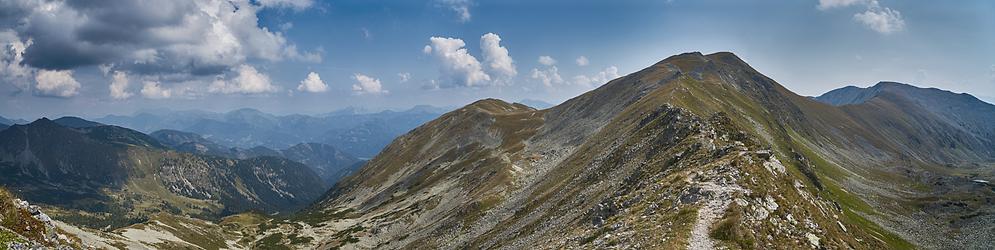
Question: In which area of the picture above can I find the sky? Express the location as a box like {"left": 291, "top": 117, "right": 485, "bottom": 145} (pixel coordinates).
{"left": 1, "top": 0, "right": 993, "bottom": 119}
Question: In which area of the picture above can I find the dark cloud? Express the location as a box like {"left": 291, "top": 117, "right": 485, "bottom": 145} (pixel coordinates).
{"left": 2, "top": 0, "right": 318, "bottom": 75}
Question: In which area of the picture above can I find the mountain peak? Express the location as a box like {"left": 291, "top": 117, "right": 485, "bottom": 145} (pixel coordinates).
{"left": 461, "top": 98, "right": 533, "bottom": 114}
{"left": 869, "top": 81, "right": 921, "bottom": 91}
{"left": 705, "top": 51, "right": 750, "bottom": 67}
{"left": 27, "top": 117, "right": 58, "bottom": 128}
{"left": 228, "top": 108, "right": 265, "bottom": 115}
{"left": 654, "top": 51, "right": 708, "bottom": 71}
{"left": 53, "top": 116, "right": 103, "bottom": 128}
{"left": 652, "top": 51, "right": 748, "bottom": 72}
{"left": 816, "top": 81, "right": 990, "bottom": 107}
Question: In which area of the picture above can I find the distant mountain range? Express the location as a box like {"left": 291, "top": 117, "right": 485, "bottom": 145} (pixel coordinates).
{"left": 517, "top": 99, "right": 556, "bottom": 109}
{"left": 0, "top": 118, "right": 327, "bottom": 228}
{"left": 0, "top": 115, "right": 28, "bottom": 130}
{"left": 95, "top": 105, "right": 446, "bottom": 158}
{"left": 151, "top": 129, "right": 363, "bottom": 185}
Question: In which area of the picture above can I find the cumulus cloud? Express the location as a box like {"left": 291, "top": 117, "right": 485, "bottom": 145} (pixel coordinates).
{"left": 530, "top": 66, "right": 563, "bottom": 87}
{"left": 398, "top": 72, "right": 411, "bottom": 83}
{"left": 352, "top": 73, "right": 386, "bottom": 95}
{"left": 297, "top": 71, "right": 328, "bottom": 93}
{"left": 480, "top": 33, "right": 516, "bottom": 81}
{"left": 209, "top": 64, "right": 278, "bottom": 94}
{"left": 423, "top": 36, "right": 491, "bottom": 87}
{"left": 538, "top": 56, "right": 557, "bottom": 66}
{"left": 436, "top": 0, "right": 472, "bottom": 23}
{"left": 141, "top": 80, "right": 172, "bottom": 99}
{"left": 1, "top": 0, "right": 319, "bottom": 77}
{"left": 576, "top": 56, "right": 589, "bottom": 66}
{"left": 34, "top": 70, "right": 80, "bottom": 97}
{"left": 109, "top": 71, "right": 133, "bottom": 100}
{"left": 0, "top": 32, "right": 33, "bottom": 91}
{"left": 817, "top": 0, "right": 905, "bottom": 34}
{"left": 853, "top": 7, "right": 905, "bottom": 34}
{"left": 572, "top": 66, "right": 620, "bottom": 87}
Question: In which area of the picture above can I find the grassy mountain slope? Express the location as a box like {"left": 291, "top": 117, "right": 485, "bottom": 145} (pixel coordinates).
{"left": 0, "top": 118, "right": 326, "bottom": 229}
{"left": 250, "top": 52, "right": 995, "bottom": 249}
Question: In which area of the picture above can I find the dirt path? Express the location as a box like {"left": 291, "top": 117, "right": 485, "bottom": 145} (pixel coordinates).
{"left": 687, "top": 179, "right": 742, "bottom": 250}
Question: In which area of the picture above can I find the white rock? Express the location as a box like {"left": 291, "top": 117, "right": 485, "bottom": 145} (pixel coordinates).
{"left": 764, "top": 195, "right": 779, "bottom": 211}
{"left": 805, "top": 233, "right": 820, "bottom": 247}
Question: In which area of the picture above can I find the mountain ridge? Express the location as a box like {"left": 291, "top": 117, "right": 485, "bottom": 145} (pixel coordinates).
{"left": 252, "top": 51, "right": 995, "bottom": 249}
{"left": 150, "top": 129, "right": 363, "bottom": 185}
{"left": 249, "top": 52, "right": 951, "bottom": 248}
{"left": 96, "top": 106, "right": 446, "bottom": 158}
{"left": 0, "top": 118, "right": 327, "bottom": 229}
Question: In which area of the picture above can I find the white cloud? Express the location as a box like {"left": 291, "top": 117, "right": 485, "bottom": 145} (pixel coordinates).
{"left": 817, "top": 0, "right": 905, "bottom": 34}
{"left": 109, "top": 71, "right": 133, "bottom": 100}
{"left": 141, "top": 81, "right": 172, "bottom": 99}
{"left": 209, "top": 64, "right": 278, "bottom": 94}
{"left": 853, "top": 7, "right": 905, "bottom": 34}
{"left": 398, "top": 72, "right": 411, "bottom": 83}
{"left": 98, "top": 64, "right": 113, "bottom": 76}
{"left": 0, "top": 32, "right": 33, "bottom": 91}
{"left": 34, "top": 70, "right": 80, "bottom": 98}
{"left": 352, "top": 73, "right": 387, "bottom": 95}
{"left": 575, "top": 56, "right": 589, "bottom": 66}
{"left": 573, "top": 66, "right": 620, "bottom": 87}
{"left": 256, "top": 0, "right": 315, "bottom": 10}
{"left": 817, "top": 0, "right": 870, "bottom": 10}
{"left": 436, "top": 0, "right": 472, "bottom": 23}
{"left": 361, "top": 28, "right": 372, "bottom": 40}
{"left": 538, "top": 56, "right": 557, "bottom": 66}
{"left": 424, "top": 36, "right": 491, "bottom": 87}
{"left": 480, "top": 33, "right": 517, "bottom": 81}
{"left": 297, "top": 71, "right": 328, "bottom": 93}
{"left": 279, "top": 22, "right": 294, "bottom": 32}
{"left": 530, "top": 66, "right": 563, "bottom": 87}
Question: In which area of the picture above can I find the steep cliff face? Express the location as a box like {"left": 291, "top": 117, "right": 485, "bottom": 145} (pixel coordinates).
{"left": 0, "top": 119, "right": 326, "bottom": 229}
{"left": 238, "top": 52, "right": 995, "bottom": 249}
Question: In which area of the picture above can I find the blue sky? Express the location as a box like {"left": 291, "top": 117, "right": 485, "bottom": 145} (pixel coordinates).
{"left": 1, "top": 0, "right": 993, "bottom": 119}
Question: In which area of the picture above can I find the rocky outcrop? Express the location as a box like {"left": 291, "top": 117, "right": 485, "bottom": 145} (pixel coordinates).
{"left": 0, "top": 188, "right": 82, "bottom": 249}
